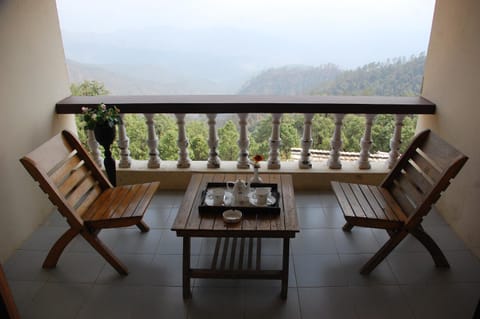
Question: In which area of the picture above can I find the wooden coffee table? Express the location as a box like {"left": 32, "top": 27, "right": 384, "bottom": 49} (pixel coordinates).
{"left": 171, "top": 173, "right": 299, "bottom": 299}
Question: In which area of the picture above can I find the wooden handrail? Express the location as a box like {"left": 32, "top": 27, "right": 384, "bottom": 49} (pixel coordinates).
{"left": 56, "top": 95, "right": 435, "bottom": 115}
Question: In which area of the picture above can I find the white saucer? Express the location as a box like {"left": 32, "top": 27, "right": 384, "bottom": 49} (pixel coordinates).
{"left": 204, "top": 190, "right": 232, "bottom": 206}
{"left": 248, "top": 193, "right": 276, "bottom": 206}
{"left": 222, "top": 210, "right": 242, "bottom": 224}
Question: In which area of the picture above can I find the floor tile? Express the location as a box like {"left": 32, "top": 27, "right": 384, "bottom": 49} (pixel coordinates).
{"left": 187, "top": 287, "right": 244, "bottom": 319}
{"left": 46, "top": 252, "right": 106, "bottom": 283}
{"left": 297, "top": 206, "right": 328, "bottom": 229}
{"left": 108, "top": 228, "right": 163, "bottom": 255}
{"left": 95, "top": 253, "right": 155, "bottom": 285}
{"left": 294, "top": 254, "right": 347, "bottom": 287}
{"left": 4, "top": 250, "right": 51, "bottom": 282}
{"left": 19, "top": 226, "right": 68, "bottom": 251}
{"left": 339, "top": 254, "right": 398, "bottom": 286}
{"left": 291, "top": 229, "right": 337, "bottom": 255}
{"left": 402, "top": 283, "right": 480, "bottom": 319}
{"left": 9, "top": 281, "right": 44, "bottom": 310}
{"left": 388, "top": 250, "right": 480, "bottom": 285}
{"left": 243, "top": 287, "right": 301, "bottom": 319}
{"left": 333, "top": 228, "right": 381, "bottom": 254}
{"left": 350, "top": 285, "right": 415, "bottom": 319}
{"left": 143, "top": 205, "right": 174, "bottom": 229}
{"left": 425, "top": 225, "right": 469, "bottom": 251}
{"left": 321, "top": 206, "right": 346, "bottom": 228}
{"left": 136, "top": 286, "right": 189, "bottom": 319}
{"left": 150, "top": 254, "right": 197, "bottom": 286}
{"left": 21, "top": 283, "right": 92, "bottom": 319}
{"left": 76, "top": 284, "right": 141, "bottom": 319}
{"left": 157, "top": 230, "right": 202, "bottom": 255}
{"left": 298, "top": 287, "right": 356, "bottom": 319}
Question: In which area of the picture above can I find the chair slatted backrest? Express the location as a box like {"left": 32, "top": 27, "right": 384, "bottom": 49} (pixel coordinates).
{"left": 20, "top": 131, "right": 111, "bottom": 228}
{"left": 381, "top": 130, "right": 468, "bottom": 223}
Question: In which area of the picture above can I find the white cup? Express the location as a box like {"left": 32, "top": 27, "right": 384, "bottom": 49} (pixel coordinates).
{"left": 211, "top": 188, "right": 225, "bottom": 206}
{"left": 255, "top": 187, "right": 271, "bottom": 206}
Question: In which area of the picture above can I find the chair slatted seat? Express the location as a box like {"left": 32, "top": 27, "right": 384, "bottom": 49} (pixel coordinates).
{"left": 332, "top": 129, "right": 468, "bottom": 274}
{"left": 20, "top": 130, "right": 160, "bottom": 275}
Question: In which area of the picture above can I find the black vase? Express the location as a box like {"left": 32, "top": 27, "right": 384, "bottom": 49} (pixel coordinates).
{"left": 93, "top": 125, "right": 116, "bottom": 186}
{"left": 94, "top": 125, "right": 116, "bottom": 147}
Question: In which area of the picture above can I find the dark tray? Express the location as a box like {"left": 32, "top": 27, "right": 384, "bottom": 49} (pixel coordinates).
{"left": 199, "top": 182, "right": 280, "bottom": 215}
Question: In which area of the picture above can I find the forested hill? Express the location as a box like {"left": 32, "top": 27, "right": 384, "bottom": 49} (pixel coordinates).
{"left": 238, "top": 53, "right": 425, "bottom": 96}
{"left": 238, "top": 64, "right": 342, "bottom": 95}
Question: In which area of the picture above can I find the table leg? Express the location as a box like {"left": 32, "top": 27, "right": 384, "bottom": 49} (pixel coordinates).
{"left": 281, "top": 238, "right": 290, "bottom": 299}
{"left": 182, "top": 236, "right": 191, "bottom": 298}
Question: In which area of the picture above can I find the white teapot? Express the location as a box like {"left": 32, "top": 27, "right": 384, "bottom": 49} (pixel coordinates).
{"left": 227, "top": 179, "right": 250, "bottom": 206}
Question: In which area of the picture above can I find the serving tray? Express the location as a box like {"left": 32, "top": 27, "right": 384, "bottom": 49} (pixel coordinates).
{"left": 198, "top": 182, "right": 280, "bottom": 215}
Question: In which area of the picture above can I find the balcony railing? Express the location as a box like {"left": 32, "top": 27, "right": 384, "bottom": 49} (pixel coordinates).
{"left": 56, "top": 95, "right": 435, "bottom": 174}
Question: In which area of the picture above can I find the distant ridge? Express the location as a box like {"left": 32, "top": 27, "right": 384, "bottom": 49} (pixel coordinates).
{"left": 238, "top": 54, "right": 425, "bottom": 97}
{"left": 238, "top": 64, "right": 341, "bottom": 95}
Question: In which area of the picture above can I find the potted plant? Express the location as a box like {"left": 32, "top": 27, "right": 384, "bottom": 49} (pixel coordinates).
{"left": 81, "top": 103, "right": 121, "bottom": 185}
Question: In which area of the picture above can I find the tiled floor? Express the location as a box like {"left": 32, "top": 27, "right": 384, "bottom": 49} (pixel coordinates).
{"left": 5, "top": 190, "right": 480, "bottom": 319}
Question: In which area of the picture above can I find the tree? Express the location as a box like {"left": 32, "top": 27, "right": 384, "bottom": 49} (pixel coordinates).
{"left": 342, "top": 115, "right": 365, "bottom": 152}
{"left": 71, "top": 80, "right": 110, "bottom": 150}
{"left": 70, "top": 80, "right": 109, "bottom": 96}
{"left": 218, "top": 120, "right": 239, "bottom": 161}
{"left": 154, "top": 114, "right": 178, "bottom": 160}
{"left": 186, "top": 120, "right": 209, "bottom": 160}
{"left": 310, "top": 114, "right": 335, "bottom": 150}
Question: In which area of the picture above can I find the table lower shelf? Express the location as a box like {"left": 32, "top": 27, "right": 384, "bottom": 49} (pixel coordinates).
{"left": 182, "top": 237, "right": 290, "bottom": 299}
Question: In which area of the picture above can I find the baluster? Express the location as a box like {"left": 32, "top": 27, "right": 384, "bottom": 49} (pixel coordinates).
{"left": 207, "top": 113, "right": 221, "bottom": 168}
{"left": 358, "top": 114, "right": 376, "bottom": 169}
{"left": 237, "top": 113, "right": 250, "bottom": 169}
{"left": 328, "top": 113, "right": 345, "bottom": 169}
{"left": 268, "top": 113, "right": 282, "bottom": 169}
{"left": 299, "top": 113, "right": 315, "bottom": 169}
{"left": 87, "top": 129, "right": 103, "bottom": 167}
{"left": 117, "top": 114, "right": 131, "bottom": 168}
{"left": 144, "top": 114, "right": 161, "bottom": 168}
{"left": 387, "top": 114, "right": 407, "bottom": 169}
{"left": 175, "top": 113, "right": 191, "bottom": 168}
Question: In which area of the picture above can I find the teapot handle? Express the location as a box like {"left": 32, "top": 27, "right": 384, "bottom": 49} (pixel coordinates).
{"left": 226, "top": 181, "right": 235, "bottom": 193}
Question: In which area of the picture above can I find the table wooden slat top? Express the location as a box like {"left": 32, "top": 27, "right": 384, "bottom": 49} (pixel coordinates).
{"left": 172, "top": 174, "right": 299, "bottom": 238}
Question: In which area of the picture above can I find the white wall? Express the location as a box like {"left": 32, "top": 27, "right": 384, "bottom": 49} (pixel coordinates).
{"left": 0, "top": 0, "right": 74, "bottom": 261}
{"left": 419, "top": 0, "right": 480, "bottom": 257}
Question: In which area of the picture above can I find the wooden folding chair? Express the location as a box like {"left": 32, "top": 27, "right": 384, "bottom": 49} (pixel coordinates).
{"left": 0, "top": 263, "right": 20, "bottom": 319}
{"left": 20, "top": 130, "right": 160, "bottom": 275}
{"left": 331, "top": 129, "right": 468, "bottom": 274}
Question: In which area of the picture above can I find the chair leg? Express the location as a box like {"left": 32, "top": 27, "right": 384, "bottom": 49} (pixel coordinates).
{"left": 81, "top": 230, "right": 128, "bottom": 275}
{"left": 342, "top": 222, "right": 354, "bottom": 232}
{"left": 43, "top": 227, "right": 79, "bottom": 269}
{"left": 361, "top": 230, "right": 408, "bottom": 275}
{"left": 410, "top": 226, "right": 449, "bottom": 268}
{"left": 136, "top": 220, "right": 150, "bottom": 233}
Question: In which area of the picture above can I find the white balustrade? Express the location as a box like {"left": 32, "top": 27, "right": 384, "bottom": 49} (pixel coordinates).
{"left": 328, "top": 114, "right": 345, "bottom": 169}
{"left": 268, "top": 113, "right": 282, "bottom": 169}
{"left": 299, "top": 113, "right": 315, "bottom": 169}
{"left": 358, "top": 114, "right": 376, "bottom": 169}
{"left": 144, "top": 114, "right": 161, "bottom": 168}
{"left": 117, "top": 114, "right": 132, "bottom": 168}
{"left": 387, "top": 114, "right": 407, "bottom": 169}
{"left": 237, "top": 113, "right": 250, "bottom": 169}
{"left": 207, "top": 113, "right": 221, "bottom": 168}
{"left": 82, "top": 111, "right": 414, "bottom": 172}
{"left": 175, "top": 113, "right": 191, "bottom": 168}
{"left": 87, "top": 129, "right": 103, "bottom": 167}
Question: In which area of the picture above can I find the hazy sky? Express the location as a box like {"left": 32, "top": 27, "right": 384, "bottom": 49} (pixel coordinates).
{"left": 56, "top": 0, "right": 436, "bottom": 69}
{"left": 57, "top": 0, "right": 435, "bottom": 36}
